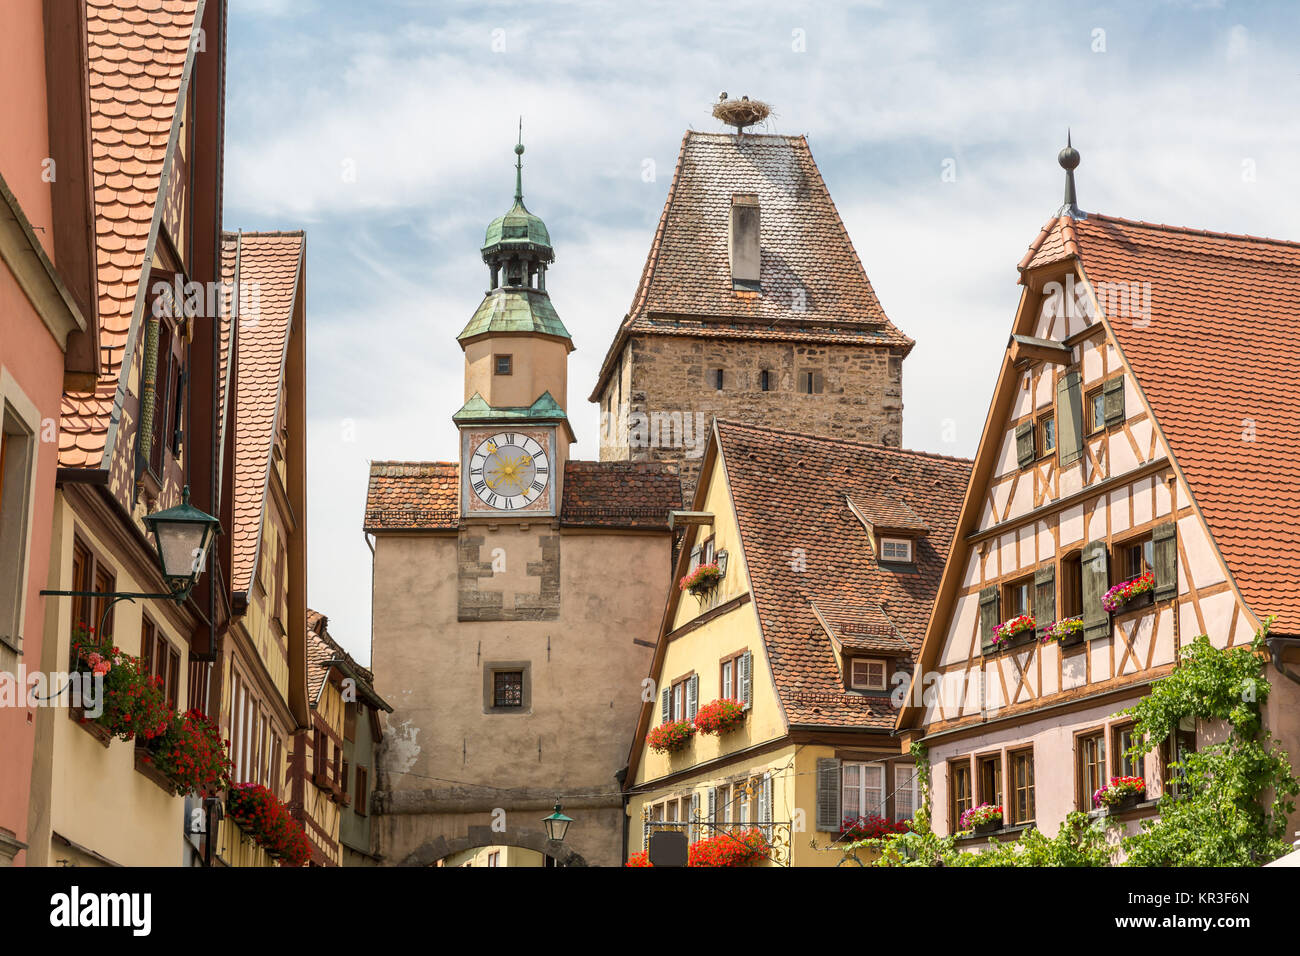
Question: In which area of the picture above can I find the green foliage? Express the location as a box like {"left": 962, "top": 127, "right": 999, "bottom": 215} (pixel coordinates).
{"left": 1118, "top": 624, "right": 1299, "bottom": 867}
{"left": 952, "top": 812, "right": 1117, "bottom": 867}
{"left": 909, "top": 740, "right": 932, "bottom": 833}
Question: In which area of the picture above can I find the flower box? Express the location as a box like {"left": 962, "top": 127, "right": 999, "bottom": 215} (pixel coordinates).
{"left": 960, "top": 803, "right": 1003, "bottom": 832}
{"left": 70, "top": 628, "right": 170, "bottom": 744}
{"left": 627, "top": 827, "right": 769, "bottom": 867}
{"left": 1101, "top": 571, "right": 1154, "bottom": 613}
{"left": 226, "top": 783, "right": 312, "bottom": 867}
{"left": 1040, "top": 617, "right": 1084, "bottom": 646}
{"left": 144, "top": 709, "right": 232, "bottom": 797}
{"left": 693, "top": 698, "right": 745, "bottom": 736}
{"left": 646, "top": 718, "right": 695, "bottom": 754}
{"left": 1093, "top": 775, "right": 1146, "bottom": 811}
{"left": 679, "top": 562, "right": 721, "bottom": 596}
{"left": 840, "top": 815, "right": 911, "bottom": 842}
{"left": 992, "top": 614, "right": 1035, "bottom": 647}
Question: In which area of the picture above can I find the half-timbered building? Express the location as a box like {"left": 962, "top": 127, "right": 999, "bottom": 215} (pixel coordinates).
{"left": 897, "top": 148, "right": 1300, "bottom": 848}
{"left": 625, "top": 419, "right": 969, "bottom": 865}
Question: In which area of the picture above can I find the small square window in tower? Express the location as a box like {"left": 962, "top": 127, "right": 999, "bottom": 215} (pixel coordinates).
{"left": 493, "top": 671, "right": 523, "bottom": 707}
{"left": 494, "top": 354, "right": 512, "bottom": 376}
{"left": 759, "top": 369, "right": 771, "bottom": 392}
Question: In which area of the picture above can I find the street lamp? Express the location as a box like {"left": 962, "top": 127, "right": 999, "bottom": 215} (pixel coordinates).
{"left": 42, "top": 485, "right": 221, "bottom": 631}
{"left": 143, "top": 486, "right": 221, "bottom": 592}
{"left": 542, "top": 803, "right": 573, "bottom": 843}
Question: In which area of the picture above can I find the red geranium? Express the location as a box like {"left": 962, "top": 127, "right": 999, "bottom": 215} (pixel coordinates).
{"left": 646, "top": 719, "right": 695, "bottom": 754}
{"left": 227, "top": 782, "right": 312, "bottom": 866}
{"left": 840, "top": 814, "right": 912, "bottom": 841}
{"left": 624, "top": 828, "right": 769, "bottom": 867}
{"left": 147, "top": 709, "right": 232, "bottom": 797}
{"left": 693, "top": 698, "right": 746, "bottom": 736}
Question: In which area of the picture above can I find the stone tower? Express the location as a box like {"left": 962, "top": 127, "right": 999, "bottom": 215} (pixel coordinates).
{"left": 591, "top": 130, "right": 912, "bottom": 492}
{"left": 365, "top": 134, "right": 680, "bottom": 868}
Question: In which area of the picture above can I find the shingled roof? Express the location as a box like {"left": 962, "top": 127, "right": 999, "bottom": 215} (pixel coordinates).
{"left": 307, "top": 610, "right": 388, "bottom": 710}
{"left": 1058, "top": 214, "right": 1300, "bottom": 634}
{"left": 228, "top": 232, "right": 305, "bottom": 596}
{"left": 59, "top": 0, "right": 201, "bottom": 470}
{"left": 363, "top": 459, "right": 681, "bottom": 532}
{"left": 714, "top": 421, "right": 970, "bottom": 728}
{"left": 589, "top": 131, "right": 912, "bottom": 401}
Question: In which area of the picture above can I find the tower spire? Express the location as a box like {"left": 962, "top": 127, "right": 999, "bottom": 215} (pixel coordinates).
{"left": 1058, "top": 129, "right": 1083, "bottom": 219}
{"left": 514, "top": 117, "right": 525, "bottom": 205}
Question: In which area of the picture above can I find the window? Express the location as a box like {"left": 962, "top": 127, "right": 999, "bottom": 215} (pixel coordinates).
{"left": 494, "top": 354, "right": 512, "bottom": 375}
{"left": 702, "top": 535, "right": 716, "bottom": 566}
{"left": 355, "top": 766, "right": 368, "bottom": 816}
{"left": 1061, "top": 552, "right": 1084, "bottom": 618}
{"left": 1118, "top": 535, "right": 1154, "bottom": 581}
{"left": 720, "top": 651, "right": 744, "bottom": 701}
{"left": 842, "top": 762, "right": 884, "bottom": 820}
{"left": 1086, "top": 387, "right": 1106, "bottom": 434}
{"left": 1009, "top": 749, "right": 1036, "bottom": 824}
{"left": 977, "top": 753, "right": 1002, "bottom": 807}
{"left": 950, "top": 761, "right": 973, "bottom": 831}
{"left": 487, "top": 851, "right": 500, "bottom": 867}
{"left": 1161, "top": 722, "right": 1197, "bottom": 797}
{"left": 801, "top": 370, "right": 823, "bottom": 394}
{"left": 1113, "top": 724, "right": 1145, "bottom": 780}
{"left": 894, "top": 765, "right": 919, "bottom": 821}
{"left": 493, "top": 670, "right": 523, "bottom": 708}
{"left": 70, "top": 538, "right": 93, "bottom": 637}
{"left": 93, "top": 563, "right": 117, "bottom": 638}
{"left": 140, "top": 616, "right": 181, "bottom": 711}
{"left": 759, "top": 369, "right": 770, "bottom": 391}
{"left": 879, "top": 537, "right": 913, "bottom": 563}
{"left": 1077, "top": 730, "right": 1107, "bottom": 809}
{"left": 713, "top": 368, "right": 724, "bottom": 390}
{"left": 849, "top": 658, "right": 886, "bottom": 691}
{"left": 0, "top": 411, "right": 35, "bottom": 652}
{"left": 313, "top": 727, "right": 327, "bottom": 781}
{"left": 668, "top": 674, "right": 697, "bottom": 721}
{"left": 1003, "top": 576, "right": 1032, "bottom": 618}
{"left": 718, "top": 784, "right": 733, "bottom": 824}
{"left": 1038, "top": 413, "right": 1055, "bottom": 457}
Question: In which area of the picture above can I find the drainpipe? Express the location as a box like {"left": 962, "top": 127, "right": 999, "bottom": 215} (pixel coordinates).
{"left": 1265, "top": 635, "right": 1300, "bottom": 687}
{"left": 615, "top": 766, "right": 629, "bottom": 866}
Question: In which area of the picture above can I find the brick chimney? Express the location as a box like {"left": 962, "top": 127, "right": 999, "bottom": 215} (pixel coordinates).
{"left": 728, "top": 193, "right": 761, "bottom": 291}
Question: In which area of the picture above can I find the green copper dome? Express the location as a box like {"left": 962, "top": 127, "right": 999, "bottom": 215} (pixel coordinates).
{"left": 481, "top": 139, "right": 554, "bottom": 261}
{"left": 457, "top": 287, "right": 570, "bottom": 342}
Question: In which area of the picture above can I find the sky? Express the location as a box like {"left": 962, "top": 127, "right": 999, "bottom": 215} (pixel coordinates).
{"left": 222, "top": 0, "right": 1300, "bottom": 665}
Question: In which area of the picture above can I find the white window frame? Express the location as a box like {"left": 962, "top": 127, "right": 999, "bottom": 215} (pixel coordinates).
{"left": 842, "top": 762, "right": 885, "bottom": 821}
{"left": 849, "top": 658, "right": 887, "bottom": 691}
{"left": 879, "top": 537, "right": 913, "bottom": 563}
{"left": 894, "top": 764, "right": 921, "bottom": 821}
{"left": 721, "top": 659, "right": 734, "bottom": 699}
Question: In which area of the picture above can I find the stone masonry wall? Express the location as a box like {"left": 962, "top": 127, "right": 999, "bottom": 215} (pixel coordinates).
{"left": 597, "top": 335, "right": 905, "bottom": 494}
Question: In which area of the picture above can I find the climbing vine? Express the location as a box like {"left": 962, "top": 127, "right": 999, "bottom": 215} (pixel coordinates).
{"left": 1119, "top": 624, "right": 1299, "bottom": 866}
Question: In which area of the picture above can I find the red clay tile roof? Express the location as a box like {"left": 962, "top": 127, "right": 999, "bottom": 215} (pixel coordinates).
{"left": 1072, "top": 213, "right": 1300, "bottom": 633}
{"left": 217, "top": 233, "right": 238, "bottom": 454}
{"left": 559, "top": 461, "right": 681, "bottom": 529}
{"left": 716, "top": 420, "right": 970, "bottom": 728}
{"left": 306, "top": 608, "right": 381, "bottom": 706}
{"left": 846, "top": 492, "right": 931, "bottom": 535}
{"left": 1018, "top": 214, "right": 1081, "bottom": 273}
{"left": 59, "top": 0, "right": 201, "bottom": 470}
{"left": 590, "top": 131, "right": 912, "bottom": 400}
{"left": 230, "top": 232, "right": 304, "bottom": 596}
{"left": 364, "top": 460, "right": 682, "bottom": 531}
{"left": 364, "top": 462, "right": 460, "bottom": 531}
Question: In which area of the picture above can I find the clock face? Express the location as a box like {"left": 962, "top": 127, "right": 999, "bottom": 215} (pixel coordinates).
{"left": 467, "top": 431, "right": 551, "bottom": 511}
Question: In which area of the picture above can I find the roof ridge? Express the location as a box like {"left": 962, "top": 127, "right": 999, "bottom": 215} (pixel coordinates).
{"left": 714, "top": 419, "right": 974, "bottom": 465}
{"left": 1083, "top": 212, "right": 1300, "bottom": 251}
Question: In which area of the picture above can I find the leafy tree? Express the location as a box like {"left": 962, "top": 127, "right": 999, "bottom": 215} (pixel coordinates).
{"left": 1119, "top": 626, "right": 1299, "bottom": 866}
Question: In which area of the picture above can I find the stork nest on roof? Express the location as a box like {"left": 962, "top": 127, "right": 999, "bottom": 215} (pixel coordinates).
{"left": 712, "top": 97, "right": 772, "bottom": 131}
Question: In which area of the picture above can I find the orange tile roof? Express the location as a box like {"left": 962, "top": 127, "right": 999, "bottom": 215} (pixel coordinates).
{"left": 364, "top": 459, "right": 682, "bottom": 531}
{"left": 229, "top": 232, "right": 304, "bottom": 597}
{"left": 306, "top": 608, "right": 381, "bottom": 706}
{"left": 715, "top": 420, "right": 970, "bottom": 728}
{"left": 59, "top": 0, "right": 201, "bottom": 470}
{"left": 1018, "top": 214, "right": 1080, "bottom": 273}
{"left": 559, "top": 461, "right": 681, "bottom": 529}
{"left": 1071, "top": 213, "right": 1300, "bottom": 633}
{"left": 846, "top": 492, "right": 931, "bottom": 535}
{"left": 364, "top": 462, "right": 460, "bottom": 531}
{"left": 590, "top": 131, "right": 913, "bottom": 401}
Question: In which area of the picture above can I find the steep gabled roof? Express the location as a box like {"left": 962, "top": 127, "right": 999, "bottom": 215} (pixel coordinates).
{"left": 306, "top": 609, "right": 390, "bottom": 712}
{"left": 1072, "top": 214, "right": 1300, "bottom": 633}
{"left": 717, "top": 421, "right": 969, "bottom": 728}
{"left": 900, "top": 208, "right": 1300, "bottom": 731}
{"left": 59, "top": 0, "right": 202, "bottom": 470}
{"left": 229, "top": 231, "right": 305, "bottom": 597}
{"left": 590, "top": 131, "right": 913, "bottom": 401}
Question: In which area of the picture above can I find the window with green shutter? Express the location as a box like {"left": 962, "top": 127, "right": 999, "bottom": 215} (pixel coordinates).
{"left": 1034, "top": 564, "right": 1056, "bottom": 626}
{"left": 1153, "top": 520, "right": 1178, "bottom": 601}
{"left": 1103, "top": 376, "right": 1125, "bottom": 428}
{"left": 979, "top": 585, "right": 1001, "bottom": 655}
{"left": 1081, "top": 540, "right": 1111, "bottom": 641}
{"left": 1057, "top": 370, "right": 1084, "bottom": 466}
{"left": 1015, "top": 420, "right": 1036, "bottom": 468}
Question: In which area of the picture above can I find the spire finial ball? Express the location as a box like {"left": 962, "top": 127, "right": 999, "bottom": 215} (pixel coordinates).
{"left": 1059, "top": 144, "right": 1080, "bottom": 171}
{"left": 515, "top": 143, "right": 525, "bottom": 156}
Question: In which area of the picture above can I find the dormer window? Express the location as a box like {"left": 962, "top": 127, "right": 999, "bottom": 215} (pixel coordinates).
{"left": 849, "top": 658, "right": 887, "bottom": 691}
{"left": 879, "top": 537, "right": 913, "bottom": 563}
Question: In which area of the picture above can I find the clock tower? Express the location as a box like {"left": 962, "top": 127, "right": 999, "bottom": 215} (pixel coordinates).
{"left": 455, "top": 132, "right": 574, "bottom": 518}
